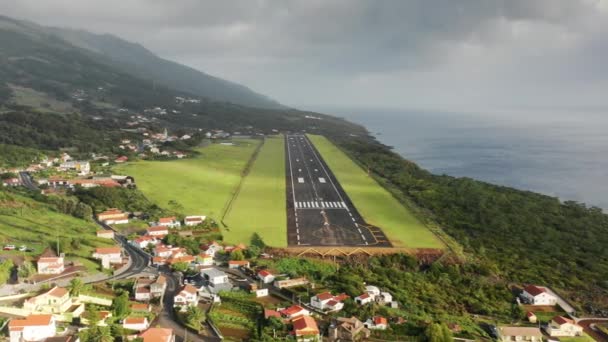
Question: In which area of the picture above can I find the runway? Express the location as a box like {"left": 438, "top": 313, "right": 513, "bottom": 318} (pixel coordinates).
{"left": 285, "top": 134, "right": 391, "bottom": 247}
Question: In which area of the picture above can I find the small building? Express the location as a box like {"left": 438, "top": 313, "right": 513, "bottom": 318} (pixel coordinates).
{"left": 131, "top": 303, "right": 151, "bottom": 313}
{"left": 499, "top": 326, "right": 543, "bottom": 342}
{"left": 310, "top": 292, "right": 348, "bottom": 312}
{"left": 92, "top": 247, "right": 122, "bottom": 269}
{"left": 521, "top": 285, "right": 557, "bottom": 306}
{"left": 184, "top": 215, "right": 206, "bottom": 226}
{"left": 329, "top": 316, "right": 370, "bottom": 342}
{"left": 291, "top": 316, "right": 320, "bottom": 342}
{"left": 150, "top": 275, "right": 167, "bottom": 297}
{"left": 228, "top": 260, "right": 250, "bottom": 269}
{"left": 158, "top": 216, "right": 181, "bottom": 228}
{"left": 196, "top": 253, "right": 214, "bottom": 266}
{"left": 132, "top": 236, "right": 160, "bottom": 249}
{"left": 255, "top": 289, "right": 269, "bottom": 297}
{"left": 201, "top": 268, "right": 230, "bottom": 287}
{"left": 365, "top": 316, "right": 388, "bottom": 330}
{"left": 36, "top": 256, "right": 65, "bottom": 275}
{"left": 123, "top": 317, "right": 149, "bottom": 331}
{"left": 545, "top": 316, "right": 583, "bottom": 337}
{"left": 274, "top": 277, "right": 309, "bottom": 289}
{"left": 146, "top": 226, "right": 169, "bottom": 237}
{"left": 139, "top": 328, "right": 175, "bottom": 342}
{"left": 9, "top": 314, "right": 56, "bottom": 342}
{"left": 135, "top": 287, "right": 151, "bottom": 301}
{"left": 280, "top": 305, "right": 310, "bottom": 319}
{"left": 258, "top": 270, "right": 275, "bottom": 284}
{"left": 96, "top": 230, "right": 115, "bottom": 239}
{"left": 114, "top": 156, "right": 128, "bottom": 164}
{"left": 355, "top": 293, "right": 374, "bottom": 305}
{"left": 23, "top": 287, "right": 83, "bottom": 316}
{"left": 2, "top": 178, "right": 21, "bottom": 187}
{"left": 527, "top": 312, "right": 537, "bottom": 324}
{"left": 59, "top": 161, "right": 90, "bottom": 175}
{"left": 97, "top": 209, "right": 129, "bottom": 225}
{"left": 174, "top": 284, "right": 199, "bottom": 307}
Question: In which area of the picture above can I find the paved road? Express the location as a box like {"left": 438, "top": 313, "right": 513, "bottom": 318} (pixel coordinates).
{"left": 285, "top": 134, "right": 390, "bottom": 247}
{"left": 18, "top": 172, "right": 37, "bottom": 191}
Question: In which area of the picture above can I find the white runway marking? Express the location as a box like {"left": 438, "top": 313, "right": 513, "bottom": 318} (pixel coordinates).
{"left": 318, "top": 177, "right": 326, "bottom": 183}
{"left": 298, "top": 177, "right": 304, "bottom": 183}
{"left": 351, "top": 217, "right": 356, "bottom": 222}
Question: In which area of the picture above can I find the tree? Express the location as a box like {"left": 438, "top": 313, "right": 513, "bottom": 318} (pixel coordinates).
{"left": 425, "top": 323, "right": 452, "bottom": 342}
{"left": 83, "top": 305, "right": 101, "bottom": 326}
{"left": 17, "top": 261, "right": 35, "bottom": 279}
{"left": 112, "top": 290, "right": 130, "bottom": 318}
{"left": 69, "top": 277, "right": 84, "bottom": 297}
{"left": 171, "top": 262, "right": 189, "bottom": 273}
{"left": 251, "top": 233, "right": 266, "bottom": 250}
{"left": 231, "top": 249, "right": 244, "bottom": 261}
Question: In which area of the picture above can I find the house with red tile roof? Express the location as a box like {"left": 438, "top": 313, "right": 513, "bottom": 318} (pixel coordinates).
{"left": 366, "top": 316, "right": 388, "bottom": 330}
{"left": 280, "top": 305, "right": 310, "bottom": 319}
{"left": 184, "top": 215, "right": 206, "bottom": 226}
{"left": 521, "top": 285, "right": 557, "bottom": 305}
{"left": 123, "top": 317, "right": 149, "bottom": 331}
{"left": 545, "top": 316, "right": 583, "bottom": 337}
{"left": 258, "top": 269, "right": 275, "bottom": 284}
{"left": 9, "top": 314, "right": 56, "bottom": 342}
{"left": 228, "top": 260, "right": 250, "bottom": 269}
{"left": 96, "top": 230, "right": 115, "bottom": 239}
{"left": 310, "top": 292, "right": 348, "bottom": 312}
{"left": 97, "top": 208, "right": 129, "bottom": 225}
{"left": 158, "top": 216, "right": 181, "bottom": 228}
{"left": 139, "top": 327, "right": 175, "bottom": 342}
{"left": 147, "top": 226, "right": 169, "bottom": 237}
{"left": 174, "top": 284, "right": 199, "bottom": 308}
{"left": 36, "top": 256, "right": 65, "bottom": 275}
{"left": 93, "top": 247, "right": 123, "bottom": 269}
{"left": 291, "top": 316, "right": 320, "bottom": 341}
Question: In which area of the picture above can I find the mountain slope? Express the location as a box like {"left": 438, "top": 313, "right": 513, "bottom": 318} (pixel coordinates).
{"left": 49, "top": 27, "right": 284, "bottom": 109}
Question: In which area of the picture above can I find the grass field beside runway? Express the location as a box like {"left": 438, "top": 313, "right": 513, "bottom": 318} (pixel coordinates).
{"left": 115, "top": 140, "right": 260, "bottom": 220}
{"left": 308, "top": 135, "right": 443, "bottom": 249}
{"left": 224, "top": 136, "right": 287, "bottom": 247}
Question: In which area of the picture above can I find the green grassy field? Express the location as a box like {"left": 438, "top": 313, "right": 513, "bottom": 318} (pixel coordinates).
{"left": 224, "top": 136, "right": 286, "bottom": 247}
{"left": 114, "top": 140, "right": 261, "bottom": 220}
{"left": 0, "top": 191, "right": 115, "bottom": 272}
{"left": 308, "top": 135, "right": 443, "bottom": 249}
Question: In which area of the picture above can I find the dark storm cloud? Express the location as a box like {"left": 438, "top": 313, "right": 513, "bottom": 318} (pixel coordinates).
{"left": 1, "top": 0, "right": 607, "bottom": 108}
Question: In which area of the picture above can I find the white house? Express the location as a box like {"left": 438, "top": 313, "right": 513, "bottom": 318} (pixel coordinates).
{"left": 36, "top": 256, "right": 65, "bottom": 275}
{"left": 279, "top": 305, "right": 310, "bottom": 319}
{"left": 9, "top": 314, "right": 56, "bottom": 342}
{"left": 92, "top": 247, "right": 122, "bottom": 269}
{"left": 135, "top": 287, "right": 152, "bottom": 301}
{"left": 158, "top": 217, "right": 181, "bottom": 228}
{"left": 59, "top": 160, "right": 90, "bottom": 175}
{"left": 184, "top": 215, "right": 206, "bottom": 226}
{"left": 355, "top": 293, "right": 374, "bottom": 305}
{"left": 147, "top": 226, "right": 169, "bottom": 237}
{"left": 97, "top": 208, "right": 129, "bottom": 225}
{"left": 365, "top": 316, "right": 388, "bottom": 330}
{"left": 258, "top": 270, "right": 275, "bottom": 284}
{"left": 201, "top": 268, "right": 230, "bottom": 287}
{"left": 521, "top": 285, "right": 557, "bottom": 305}
{"left": 378, "top": 292, "right": 393, "bottom": 305}
{"left": 132, "top": 236, "right": 160, "bottom": 249}
{"left": 202, "top": 241, "right": 223, "bottom": 257}
{"left": 197, "top": 253, "right": 214, "bottom": 266}
{"left": 310, "top": 292, "right": 348, "bottom": 312}
{"left": 365, "top": 285, "right": 380, "bottom": 297}
{"left": 123, "top": 317, "right": 150, "bottom": 331}
{"left": 96, "top": 230, "right": 115, "bottom": 239}
{"left": 174, "top": 284, "right": 199, "bottom": 307}
{"left": 499, "top": 327, "right": 543, "bottom": 342}
{"left": 228, "top": 260, "right": 250, "bottom": 269}
{"left": 545, "top": 316, "right": 584, "bottom": 337}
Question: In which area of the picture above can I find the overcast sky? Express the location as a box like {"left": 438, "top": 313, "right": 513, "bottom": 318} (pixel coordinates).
{"left": 2, "top": 0, "right": 608, "bottom": 110}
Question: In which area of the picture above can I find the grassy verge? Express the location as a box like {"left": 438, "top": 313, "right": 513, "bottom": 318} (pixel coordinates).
{"left": 114, "top": 140, "right": 261, "bottom": 220}
{"left": 308, "top": 134, "right": 442, "bottom": 249}
{"left": 224, "top": 136, "right": 286, "bottom": 246}
{"left": 0, "top": 191, "right": 114, "bottom": 272}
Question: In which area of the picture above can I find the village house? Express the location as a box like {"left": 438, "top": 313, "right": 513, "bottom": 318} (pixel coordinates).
{"left": 201, "top": 241, "right": 223, "bottom": 257}
{"left": 228, "top": 260, "right": 250, "bottom": 269}
{"left": 9, "top": 314, "right": 56, "bottom": 342}
{"left": 201, "top": 268, "right": 230, "bottom": 288}
{"left": 280, "top": 305, "right": 310, "bottom": 319}
{"left": 521, "top": 285, "right": 557, "bottom": 305}
{"left": 258, "top": 270, "right": 275, "bottom": 284}
{"left": 310, "top": 292, "right": 349, "bottom": 312}
{"left": 92, "top": 247, "right": 123, "bottom": 269}
{"left": 135, "top": 286, "right": 152, "bottom": 301}
{"left": 131, "top": 303, "right": 152, "bottom": 313}
{"left": 174, "top": 284, "right": 199, "bottom": 307}
{"left": 96, "top": 230, "right": 115, "bottom": 239}
{"left": 328, "top": 316, "right": 370, "bottom": 342}
{"left": 168, "top": 255, "right": 195, "bottom": 266}
{"left": 132, "top": 236, "right": 160, "bottom": 249}
{"left": 2, "top": 177, "right": 21, "bottom": 187}
{"left": 545, "top": 316, "right": 584, "bottom": 337}
{"left": 499, "top": 326, "right": 544, "bottom": 342}
{"left": 58, "top": 161, "right": 90, "bottom": 175}
{"left": 114, "top": 156, "right": 128, "bottom": 163}
{"left": 196, "top": 253, "right": 214, "bottom": 266}
{"left": 158, "top": 216, "right": 181, "bottom": 228}
{"left": 274, "top": 277, "right": 309, "bottom": 289}
{"left": 527, "top": 312, "right": 538, "bottom": 323}
{"left": 184, "top": 215, "right": 206, "bottom": 226}
{"left": 365, "top": 316, "right": 388, "bottom": 330}
{"left": 23, "top": 287, "right": 83, "bottom": 316}
{"left": 139, "top": 327, "right": 175, "bottom": 342}
{"left": 291, "top": 316, "right": 321, "bottom": 342}
{"left": 97, "top": 209, "right": 129, "bottom": 225}
{"left": 147, "top": 225, "right": 169, "bottom": 237}
{"left": 36, "top": 255, "right": 65, "bottom": 275}
{"left": 355, "top": 293, "right": 374, "bottom": 305}
{"left": 123, "top": 317, "right": 150, "bottom": 331}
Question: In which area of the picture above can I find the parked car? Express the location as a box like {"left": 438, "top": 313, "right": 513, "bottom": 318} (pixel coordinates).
{"left": 3, "top": 245, "right": 16, "bottom": 251}
{"left": 18, "top": 245, "right": 27, "bottom": 252}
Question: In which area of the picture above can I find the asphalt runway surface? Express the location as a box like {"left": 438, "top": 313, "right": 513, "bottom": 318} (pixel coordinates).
{"left": 285, "top": 134, "right": 391, "bottom": 247}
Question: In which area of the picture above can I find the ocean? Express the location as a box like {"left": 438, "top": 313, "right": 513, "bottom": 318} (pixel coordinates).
{"left": 311, "top": 106, "right": 608, "bottom": 210}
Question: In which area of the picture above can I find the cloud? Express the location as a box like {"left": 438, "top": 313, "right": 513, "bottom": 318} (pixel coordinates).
{"left": 1, "top": 0, "right": 607, "bottom": 109}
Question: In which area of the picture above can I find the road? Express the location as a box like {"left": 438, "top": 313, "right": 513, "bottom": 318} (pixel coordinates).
{"left": 285, "top": 134, "right": 390, "bottom": 247}
{"left": 18, "top": 172, "right": 37, "bottom": 191}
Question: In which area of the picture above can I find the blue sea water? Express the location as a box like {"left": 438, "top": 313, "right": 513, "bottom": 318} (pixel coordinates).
{"left": 312, "top": 106, "right": 608, "bottom": 210}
